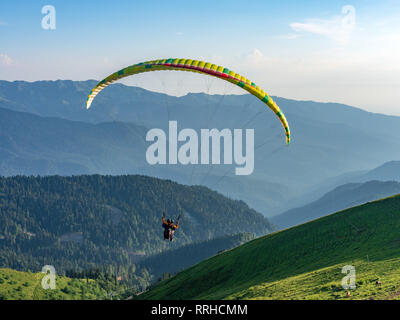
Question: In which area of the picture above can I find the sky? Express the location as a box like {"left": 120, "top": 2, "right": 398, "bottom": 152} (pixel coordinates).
{"left": 0, "top": 0, "right": 399, "bottom": 115}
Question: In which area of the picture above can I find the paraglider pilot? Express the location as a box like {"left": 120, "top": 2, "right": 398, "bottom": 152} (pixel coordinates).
{"left": 162, "top": 211, "right": 179, "bottom": 241}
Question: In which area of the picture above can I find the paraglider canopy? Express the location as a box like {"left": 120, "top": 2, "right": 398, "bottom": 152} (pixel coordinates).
{"left": 86, "top": 58, "right": 291, "bottom": 144}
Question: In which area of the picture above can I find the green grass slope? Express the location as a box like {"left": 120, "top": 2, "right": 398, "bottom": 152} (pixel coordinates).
{"left": 141, "top": 195, "right": 400, "bottom": 300}
{"left": 0, "top": 268, "right": 114, "bottom": 300}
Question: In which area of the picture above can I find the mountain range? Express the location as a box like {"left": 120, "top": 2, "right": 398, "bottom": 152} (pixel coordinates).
{"left": 1, "top": 80, "right": 400, "bottom": 216}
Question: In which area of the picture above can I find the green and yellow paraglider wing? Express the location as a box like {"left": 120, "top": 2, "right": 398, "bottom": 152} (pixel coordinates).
{"left": 86, "top": 58, "right": 291, "bottom": 144}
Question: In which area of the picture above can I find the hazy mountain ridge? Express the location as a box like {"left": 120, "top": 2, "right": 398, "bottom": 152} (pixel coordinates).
{"left": 292, "top": 160, "right": 400, "bottom": 210}
{"left": 270, "top": 180, "right": 400, "bottom": 229}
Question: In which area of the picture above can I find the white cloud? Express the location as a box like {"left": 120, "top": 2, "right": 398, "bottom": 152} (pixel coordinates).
{"left": 0, "top": 54, "right": 12, "bottom": 66}
{"left": 290, "top": 5, "right": 356, "bottom": 44}
{"left": 245, "top": 48, "right": 267, "bottom": 64}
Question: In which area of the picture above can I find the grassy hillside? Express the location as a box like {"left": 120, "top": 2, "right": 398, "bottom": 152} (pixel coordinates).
{"left": 141, "top": 194, "right": 400, "bottom": 300}
{"left": 0, "top": 268, "right": 116, "bottom": 300}
{"left": 0, "top": 233, "right": 255, "bottom": 300}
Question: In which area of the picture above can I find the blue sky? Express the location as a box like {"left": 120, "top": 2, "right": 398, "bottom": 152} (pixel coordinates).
{"left": 0, "top": 0, "right": 399, "bottom": 115}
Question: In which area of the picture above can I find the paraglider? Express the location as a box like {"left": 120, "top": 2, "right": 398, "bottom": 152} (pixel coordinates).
{"left": 162, "top": 211, "right": 180, "bottom": 241}
{"left": 86, "top": 58, "right": 291, "bottom": 144}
